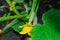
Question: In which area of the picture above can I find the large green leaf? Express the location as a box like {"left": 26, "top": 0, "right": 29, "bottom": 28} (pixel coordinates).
{"left": 30, "top": 24, "right": 60, "bottom": 40}
{"left": 42, "top": 9, "right": 60, "bottom": 31}
{"left": 30, "top": 9, "right": 60, "bottom": 40}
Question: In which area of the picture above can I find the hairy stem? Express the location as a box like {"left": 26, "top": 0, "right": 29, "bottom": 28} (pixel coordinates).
{"left": 0, "top": 15, "right": 27, "bottom": 22}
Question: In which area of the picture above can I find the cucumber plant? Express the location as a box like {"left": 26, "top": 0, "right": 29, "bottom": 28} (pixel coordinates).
{"left": 0, "top": 0, "right": 60, "bottom": 40}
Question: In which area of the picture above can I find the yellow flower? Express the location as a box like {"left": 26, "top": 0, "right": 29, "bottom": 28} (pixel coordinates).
{"left": 18, "top": 23, "right": 32, "bottom": 34}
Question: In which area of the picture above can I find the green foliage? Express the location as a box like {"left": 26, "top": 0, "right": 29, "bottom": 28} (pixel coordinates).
{"left": 7, "top": 13, "right": 11, "bottom": 16}
{"left": 2, "top": 13, "right": 7, "bottom": 17}
{"left": 30, "top": 9, "right": 60, "bottom": 40}
{"left": 2, "top": 19, "right": 25, "bottom": 34}
{"left": 29, "top": 0, "right": 32, "bottom": 6}
{"left": 58, "top": 1, "right": 60, "bottom": 4}
{"left": 42, "top": 9, "right": 60, "bottom": 31}
{"left": 0, "top": 5, "right": 6, "bottom": 8}
{"left": 13, "top": 0, "right": 24, "bottom": 3}
{"left": 15, "top": 6, "right": 22, "bottom": 10}
{"left": 2, "top": 19, "right": 19, "bottom": 34}
{"left": 0, "top": 15, "right": 27, "bottom": 22}
{"left": 12, "top": 21, "right": 24, "bottom": 33}
{"left": 1, "top": 0, "right": 60, "bottom": 40}
{"left": 30, "top": 24, "right": 42, "bottom": 40}
{"left": 6, "top": 0, "right": 20, "bottom": 15}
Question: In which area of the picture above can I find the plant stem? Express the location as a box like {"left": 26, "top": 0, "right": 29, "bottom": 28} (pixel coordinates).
{"left": 35, "top": 0, "right": 40, "bottom": 13}
{"left": 6, "top": 0, "right": 20, "bottom": 15}
{"left": 24, "top": 4, "right": 28, "bottom": 13}
{"left": 33, "top": 16, "right": 38, "bottom": 25}
{"left": 0, "top": 15, "right": 27, "bottom": 22}
{"left": 29, "top": 0, "right": 39, "bottom": 23}
{"left": 31, "top": 0, "right": 36, "bottom": 11}
{"left": 2, "top": 19, "right": 19, "bottom": 34}
{"left": 29, "top": 11, "right": 35, "bottom": 23}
